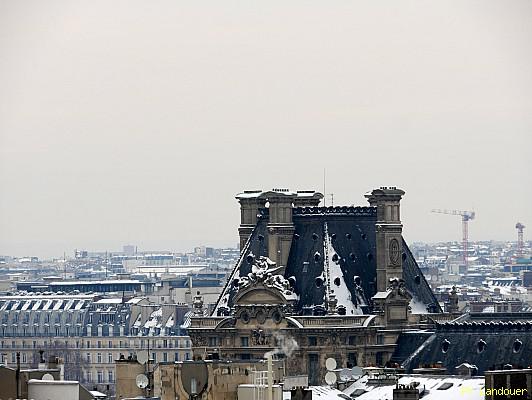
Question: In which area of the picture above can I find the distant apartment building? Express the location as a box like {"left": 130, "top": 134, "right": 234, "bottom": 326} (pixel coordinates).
{"left": 0, "top": 293, "right": 191, "bottom": 395}
{"left": 148, "top": 273, "right": 225, "bottom": 308}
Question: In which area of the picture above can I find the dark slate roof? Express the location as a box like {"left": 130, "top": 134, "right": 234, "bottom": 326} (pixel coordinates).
{"left": 400, "top": 321, "right": 532, "bottom": 373}
{"left": 390, "top": 331, "right": 435, "bottom": 364}
{"left": 402, "top": 240, "right": 440, "bottom": 312}
{"left": 214, "top": 206, "right": 440, "bottom": 315}
{"left": 287, "top": 207, "right": 378, "bottom": 314}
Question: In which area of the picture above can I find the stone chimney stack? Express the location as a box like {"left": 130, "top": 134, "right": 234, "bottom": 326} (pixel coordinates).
{"left": 365, "top": 187, "right": 405, "bottom": 292}
{"left": 236, "top": 190, "right": 267, "bottom": 251}
{"left": 236, "top": 189, "right": 322, "bottom": 264}
{"left": 265, "top": 189, "right": 297, "bottom": 267}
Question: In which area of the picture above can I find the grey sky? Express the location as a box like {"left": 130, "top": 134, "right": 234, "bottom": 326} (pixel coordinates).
{"left": 1, "top": 1, "right": 531, "bottom": 259}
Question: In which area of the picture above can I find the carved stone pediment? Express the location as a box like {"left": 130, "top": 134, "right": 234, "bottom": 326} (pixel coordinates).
{"left": 233, "top": 256, "right": 298, "bottom": 307}
{"left": 235, "top": 286, "right": 286, "bottom": 305}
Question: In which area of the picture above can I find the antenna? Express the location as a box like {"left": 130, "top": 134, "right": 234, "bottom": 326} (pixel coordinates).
{"left": 351, "top": 366, "right": 363, "bottom": 379}
{"left": 325, "top": 358, "right": 337, "bottom": 371}
{"left": 136, "top": 374, "right": 149, "bottom": 389}
{"left": 323, "top": 168, "right": 326, "bottom": 206}
{"left": 325, "top": 371, "right": 337, "bottom": 386}
{"left": 339, "top": 369, "right": 351, "bottom": 382}
{"left": 42, "top": 373, "right": 55, "bottom": 381}
{"left": 137, "top": 351, "right": 148, "bottom": 365}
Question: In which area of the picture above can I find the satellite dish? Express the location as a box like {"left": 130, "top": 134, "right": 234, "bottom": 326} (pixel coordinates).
{"left": 137, "top": 351, "right": 149, "bottom": 365}
{"left": 324, "top": 371, "right": 337, "bottom": 385}
{"left": 136, "top": 374, "right": 149, "bottom": 389}
{"left": 325, "top": 358, "right": 337, "bottom": 371}
{"left": 41, "top": 373, "right": 54, "bottom": 381}
{"left": 339, "top": 368, "right": 351, "bottom": 382}
{"left": 351, "top": 366, "right": 363, "bottom": 379}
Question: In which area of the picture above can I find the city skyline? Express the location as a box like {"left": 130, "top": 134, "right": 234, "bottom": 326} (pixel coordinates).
{"left": 1, "top": 1, "right": 531, "bottom": 258}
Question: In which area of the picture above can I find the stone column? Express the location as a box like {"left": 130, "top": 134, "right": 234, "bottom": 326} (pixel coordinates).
{"left": 365, "top": 187, "right": 405, "bottom": 293}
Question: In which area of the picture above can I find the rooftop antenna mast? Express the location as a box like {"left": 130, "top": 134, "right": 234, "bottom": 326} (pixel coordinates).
{"left": 322, "top": 169, "right": 334, "bottom": 206}
{"left": 323, "top": 168, "right": 326, "bottom": 206}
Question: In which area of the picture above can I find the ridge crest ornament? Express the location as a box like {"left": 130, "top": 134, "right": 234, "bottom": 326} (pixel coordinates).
{"left": 389, "top": 238, "right": 400, "bottom": 265}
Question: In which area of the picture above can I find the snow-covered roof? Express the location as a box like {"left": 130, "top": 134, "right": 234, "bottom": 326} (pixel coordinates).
{"left": 308, "top": 386, "right": 349, "bottom": 399}
{"left": 344, "top": 374, "right": 485, "bottom": 400}
{"left": 94, "top": 298, "right": 123, "bottom": 304}
{"left": 325, "top": 224, "right": 365, "bottom": 315}
{"left": 49, "top": 280, "right": 141, "bottom": 286}
{"left": 372, "top": 291, "right": 392, "bottom": 299}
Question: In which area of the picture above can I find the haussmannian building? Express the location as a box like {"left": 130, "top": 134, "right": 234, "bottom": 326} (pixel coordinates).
{"left": 0, "top": 293, "right": 192, "bottom": 395}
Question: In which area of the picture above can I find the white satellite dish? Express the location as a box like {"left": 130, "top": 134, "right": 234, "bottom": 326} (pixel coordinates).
{"left": 41, "top": 373, "right": 54, "bottom": 381}
{"left": 339, "top": 368, "right": 351, "bottom": 382}
{"left": 351, "top": 366, "right": 363, "bottom": 379}
{"left": 136, "top": 374, "right": 149, "bottom": 389}
{"left": 137, "top": 351, "right": 149, "bottom": 365}
{"left": 324, "top": 371, "right": 337, "bottom": 385}
{"left": 325, "top": 357, "right": 337, "bottom": 371}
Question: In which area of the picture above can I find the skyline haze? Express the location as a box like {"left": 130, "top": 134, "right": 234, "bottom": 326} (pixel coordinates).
{"left": 1, "top": 1, "right": 531, "bottom": 259}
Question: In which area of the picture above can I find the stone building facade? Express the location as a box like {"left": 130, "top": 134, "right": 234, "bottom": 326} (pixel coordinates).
{"left": 187, "top": 188, "right": 441, "bottom": 385}
{"left": 0, "top": 293, "right": 192, "bottom": 395}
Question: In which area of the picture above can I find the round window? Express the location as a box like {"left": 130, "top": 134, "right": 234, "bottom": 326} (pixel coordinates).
{"left": 241, "top": 311, "right": 250, "bottom": 324}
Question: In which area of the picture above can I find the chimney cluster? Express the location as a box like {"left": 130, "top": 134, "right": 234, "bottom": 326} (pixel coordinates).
{"left": 236, "top": 190, "right": 323, "bottom": 266}
{"left": 236, "top": 187, "right": 406, "bottom": 292}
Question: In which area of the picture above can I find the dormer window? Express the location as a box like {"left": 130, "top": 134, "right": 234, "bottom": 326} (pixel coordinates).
{"left": 477, "top": 339, "right": 487, "bottom": 353}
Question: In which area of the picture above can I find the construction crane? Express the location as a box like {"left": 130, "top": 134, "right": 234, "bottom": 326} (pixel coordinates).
{"left": 431, "top": 209, "right": 475, "bottom": 268}
{"left": 516, "top": 222, "right": 525, "bottom": 259}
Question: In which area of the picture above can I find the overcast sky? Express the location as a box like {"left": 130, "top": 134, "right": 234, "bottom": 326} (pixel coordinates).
{"left": 1, "top": 1, "right": 531, "bottom": 259}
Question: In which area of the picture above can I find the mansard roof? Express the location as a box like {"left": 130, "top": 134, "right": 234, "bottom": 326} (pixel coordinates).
{"left": 0, "top": 293, "right": 189, "bottom": 337}
{"left": 214, "top": 205, "right": 440, "bottom": 316}
{"left": 397, "top": 319, "right": 532, "bottom": 373}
